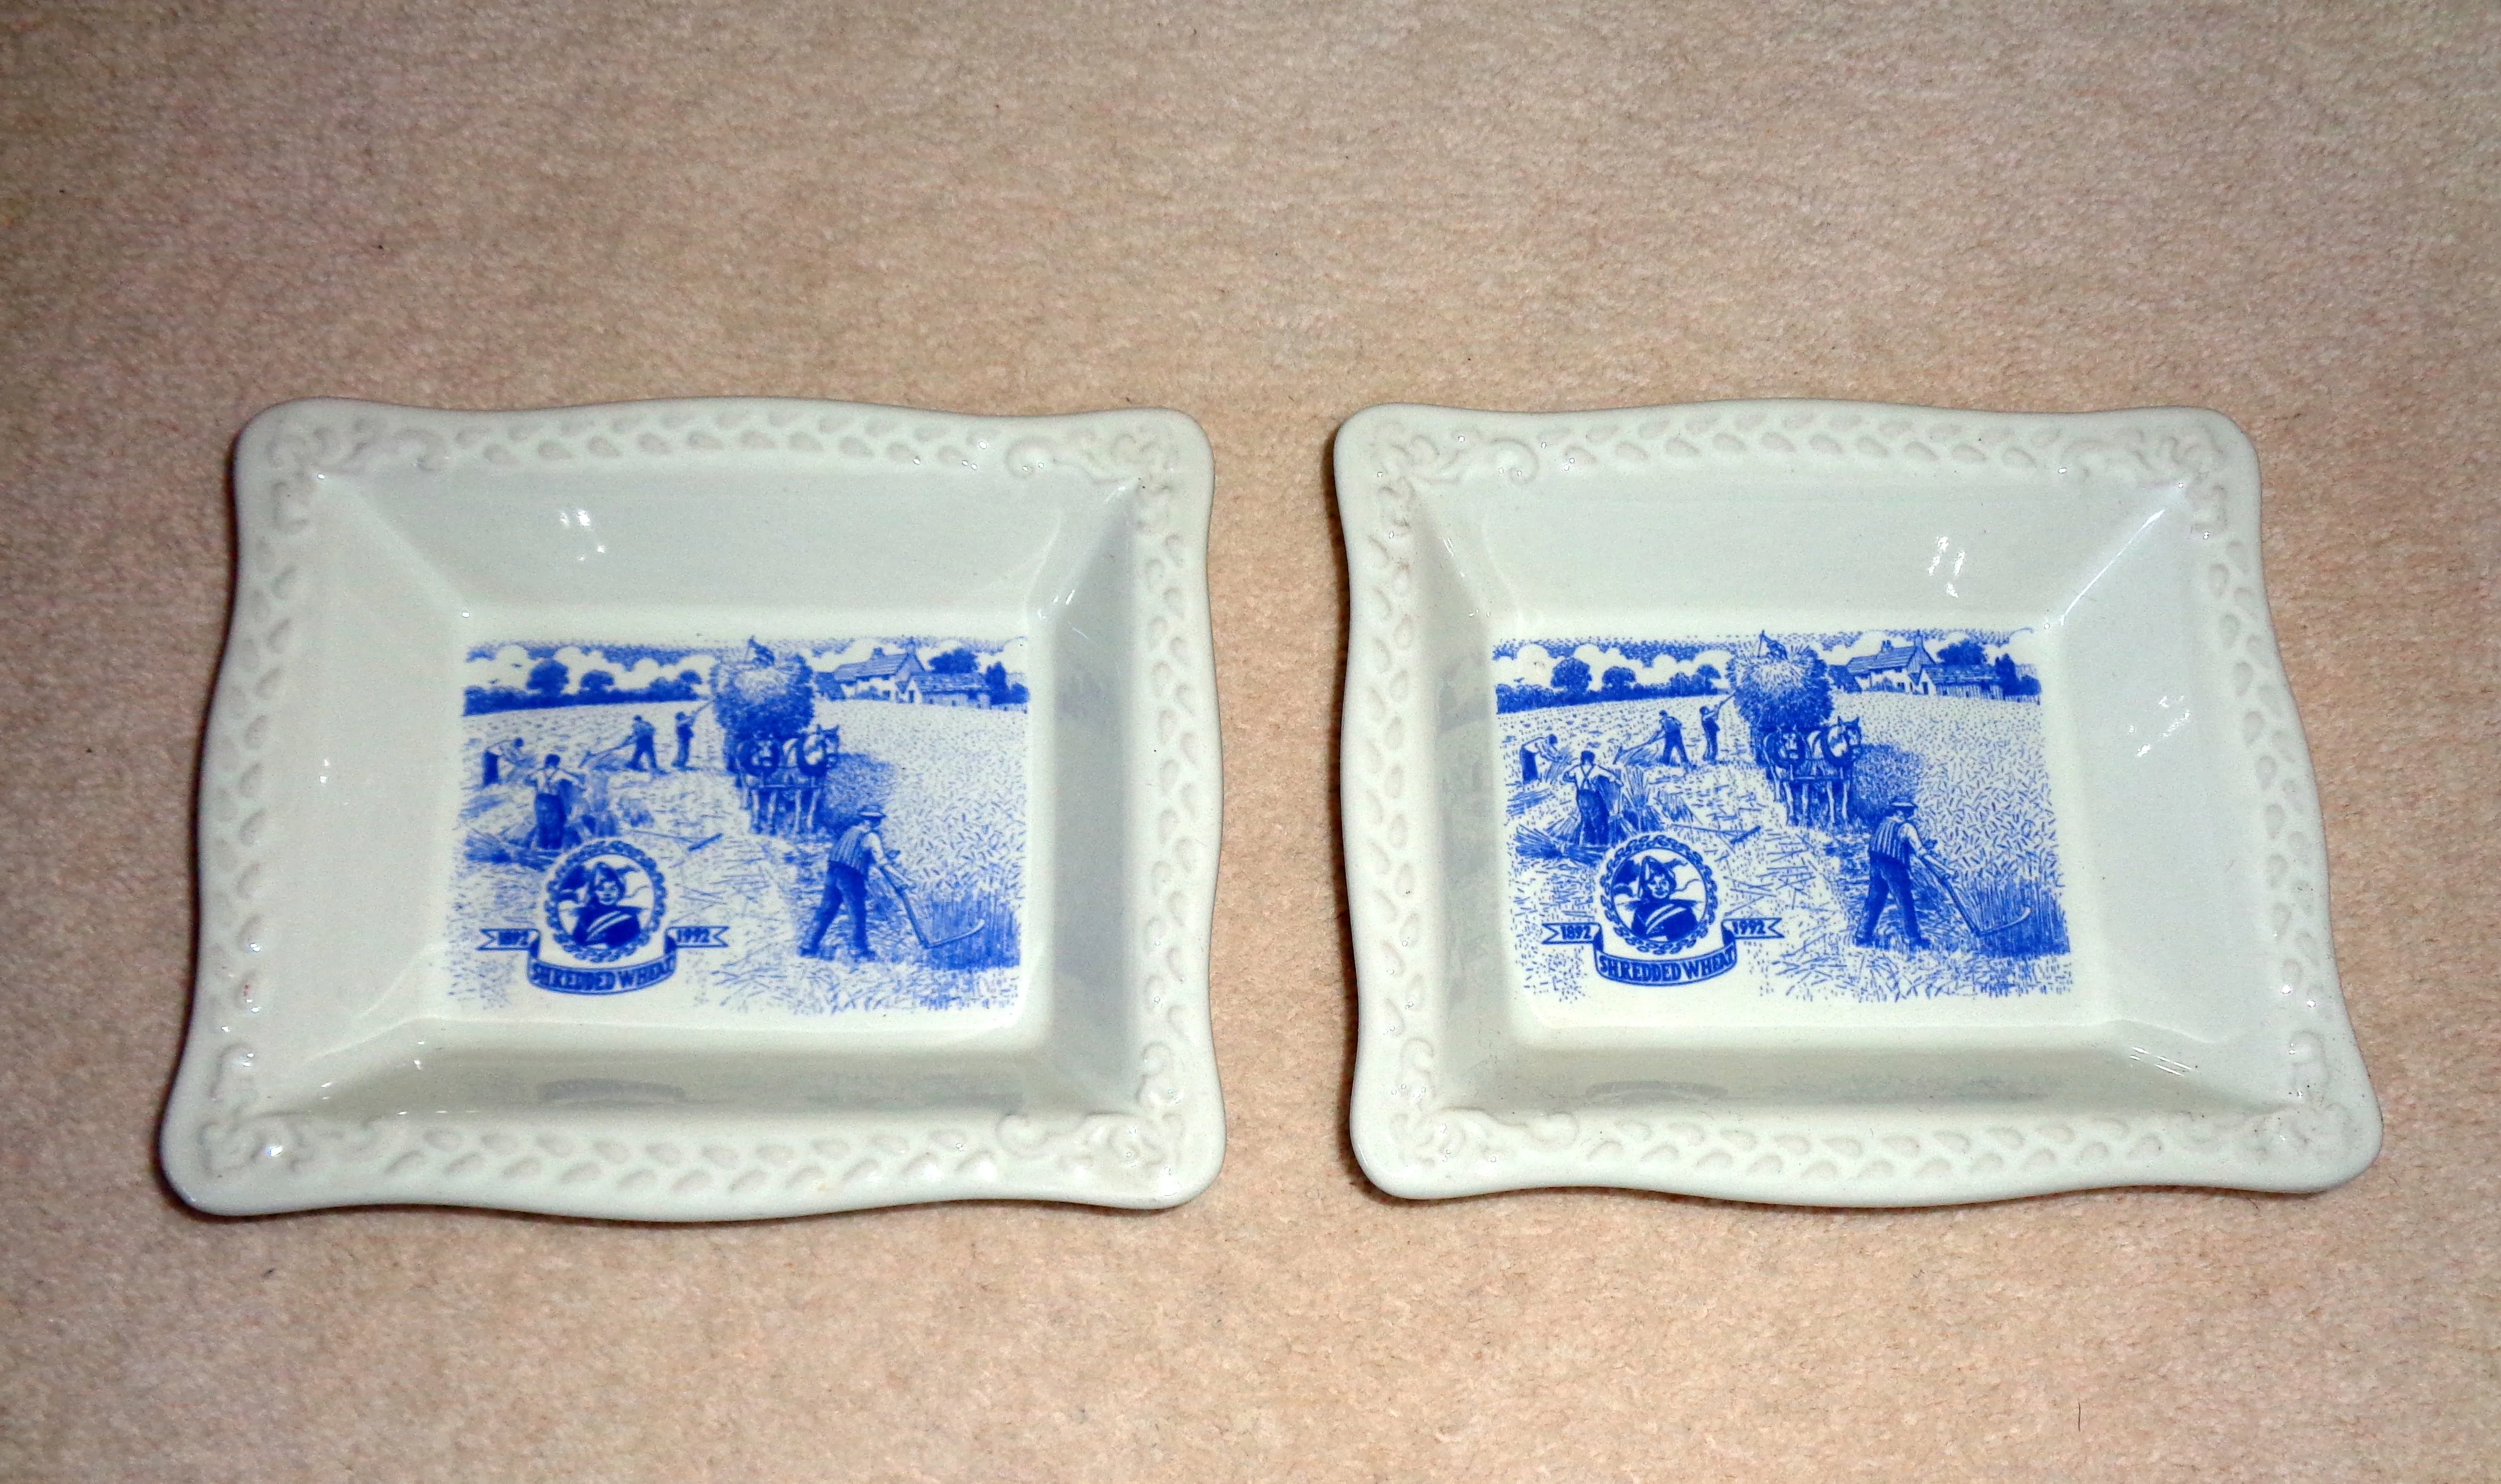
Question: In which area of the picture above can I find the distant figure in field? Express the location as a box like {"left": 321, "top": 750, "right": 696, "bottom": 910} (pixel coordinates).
{"left": 532, "top": 754, "right": 581, "bottom": 851}
{"left": 1519, "top": 733, "right": 1564, "bottom": 784}
{"left": 1561, "top": 751, "right": 1618, "bottom": 849}
{"left": 482, "top": 735, "right": 527, "bottom": 787}
{"left": 1859, "top": 797, "right": 1948, "bottom": 950}
{"left": 1624, "top": 708, "right": 1691, "bottom": 770}
{"left": 672, "top": 711, "right": 695, "bottom": 770}
{"left": 626, "top": 715, "right": 659, "bottom": 773}
{"left": 1699, "top": 702, "right": 1724, "bottom": 765}
{"left": 803, "top": 809, "right": 899, "bottom": 961}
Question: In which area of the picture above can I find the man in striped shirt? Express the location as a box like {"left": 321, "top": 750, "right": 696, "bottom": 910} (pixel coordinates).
{"left": 802, "top": 809, "right": 897, "bottom": 961}
{"left": 1858, "top": 797, "right": 1946, "bottom": 949}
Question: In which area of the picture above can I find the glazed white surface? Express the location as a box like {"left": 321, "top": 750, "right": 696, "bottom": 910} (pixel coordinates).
{"left": 164, "top": 398, "right": 1224, "bottom": 1219}
{"left": 1338, "top": 400, "right": 2379, "bottom": 1206}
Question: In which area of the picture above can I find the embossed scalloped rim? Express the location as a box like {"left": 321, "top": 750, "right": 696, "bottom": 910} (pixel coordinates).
{"left": 163, "top": 397, "right": 1223, "bottom": 1219}
{"left": 1338, "top": 399, "right": 2380, "bottom": 1207}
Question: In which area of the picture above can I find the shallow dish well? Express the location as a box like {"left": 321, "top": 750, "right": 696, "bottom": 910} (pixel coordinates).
{"left": 165, "top": 398, "right": 1223, "bottom": 1219}
{"left": 1338, "top": 400, "right": 2377, "bottom": 1206}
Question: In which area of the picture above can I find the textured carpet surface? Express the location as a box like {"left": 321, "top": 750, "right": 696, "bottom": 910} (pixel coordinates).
{"left": 2, "top": 3, "right": 2496, "bottom": 1480}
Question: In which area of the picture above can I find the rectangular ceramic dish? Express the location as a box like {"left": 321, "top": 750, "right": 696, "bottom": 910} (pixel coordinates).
{"left": 165, "top": 398, "right": 1223, "bottom": 1219}
{"left": 1338, "top": 400, "right": 2378, "bottom": 1206}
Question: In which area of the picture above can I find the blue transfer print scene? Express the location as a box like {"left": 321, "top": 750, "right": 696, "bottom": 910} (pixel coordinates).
{"left": 452, "top": 637, "right": 1029, "bottom": 1014}
{"left": 1498, "top": 631, "right": 2070, "bottom": 1003}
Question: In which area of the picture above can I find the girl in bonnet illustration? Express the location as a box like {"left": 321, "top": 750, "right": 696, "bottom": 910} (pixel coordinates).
{"left": 562, "top": 861, "right": 644, "bottom": 951}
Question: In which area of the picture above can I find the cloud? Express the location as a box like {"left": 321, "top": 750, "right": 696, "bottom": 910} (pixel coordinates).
{"left": 1493, "top": 643, "right": 1559, "bottom": 689}
{"left": 1493, "top": 643, "right": 1730, "bottom": 690}
{"left": 1815, "top": 631, "right": 2025, "bottom": 666}
{"left": 1990, "top": 628, "right": 2049, "bottom": 667}
{"left": 913, "top": 637, "right": 1027, "bottom": 670}
{"left": 465, "top": 644, "right": 536, "bottom": 693}
{"left": 466, "top": 646, "right": 715, "bottom": 696}
{"left": 804, "top": 637, "right": 1029, "bottom": 672}
{"left": 807, "top": 638, "right": 888, "bottom": 671}
{"left": 553, "top": 646, "right": 716, "bottom": 694}
{"left": 1815, "top": 632, "right": 1901, "bottom": 665}
{"left": 1572, "top": 644, "right": 1731, "bottom": 688}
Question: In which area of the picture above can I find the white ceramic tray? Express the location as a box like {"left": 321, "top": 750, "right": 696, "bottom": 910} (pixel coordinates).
{"left": 165, "top": 398, "right": 1223, "bottom": 1219}
{"left": 1338, "top": 400, "right": 2379, "bottom": 1206}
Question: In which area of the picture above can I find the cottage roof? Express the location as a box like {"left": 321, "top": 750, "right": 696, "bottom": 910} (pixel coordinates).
{"left": 1930, "top": 665, "right": 1998, "bottom": 687}
{"left": 828, "top": 648, "right": 922, "bottom": 684}
{"left": 920, "top": 672, "right": 987, "bottom": 695}
{"left": 1845, "top": 644, "right": 1926, "bottom": 676}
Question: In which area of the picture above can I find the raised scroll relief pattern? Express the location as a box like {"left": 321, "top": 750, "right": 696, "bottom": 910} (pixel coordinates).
{"left": 184, "top": 402, "right": 1217, "bottom": 1210}
{"left": 1344, "top": 405, "right": 2363, "bottom": 1195}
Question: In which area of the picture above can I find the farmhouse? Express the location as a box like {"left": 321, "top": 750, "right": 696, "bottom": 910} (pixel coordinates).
{"left": 919, "top": 672, "right": 990, "bottom": 707}
{"left": 1844, "top": 644, "right": 1938, "bottom": 693}
{"left": 1928, "top": 664, "right": 2005, "bottom": 699}
{"left": 821, "top": 647, "right": 926, "bottom": 701}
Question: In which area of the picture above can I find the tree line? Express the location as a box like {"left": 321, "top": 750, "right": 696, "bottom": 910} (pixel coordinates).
{"left": 464, "top": 659, "right": 709, "bottom": 716}
{"left": 1495, "top": 656, "right": 1723, "bottom": 714}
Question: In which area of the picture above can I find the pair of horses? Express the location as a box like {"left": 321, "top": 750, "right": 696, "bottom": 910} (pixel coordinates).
{"left": 731, "top": 727, "right": 844, "bottom": 836}
{"left": 1754, "top": 718, "right": 1862, "bottom": 827}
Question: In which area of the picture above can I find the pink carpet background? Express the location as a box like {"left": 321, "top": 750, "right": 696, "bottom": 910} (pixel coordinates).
{"left": 2, "top": 3, "right": 2495, "bottom": 1479}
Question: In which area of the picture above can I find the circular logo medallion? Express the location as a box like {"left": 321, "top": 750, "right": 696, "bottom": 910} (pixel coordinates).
{"left": 544, "top": 838, "right": 666, "bottom": 964}
{"left": 1596, "top": 833, "right": 1718, "bottom": 955}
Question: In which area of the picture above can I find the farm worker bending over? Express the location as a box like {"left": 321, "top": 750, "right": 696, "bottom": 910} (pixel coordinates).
{"left": 1520, "top": 733, "right": 1565, "bottom": 784}
{"left": 1625, "top": 709, "right": 1692, "bottom": 769}
{"left": 1858, "top": 797, "right": 1948, "bottom": 950}
{"left": 482, "top": 734, "right": 528, "bottom": 787}
{"left": 804, "top": 809, "right": 903, "bottom": 961}
{"left": 1561, "top": 751, "right": 1618, "bottom": 849}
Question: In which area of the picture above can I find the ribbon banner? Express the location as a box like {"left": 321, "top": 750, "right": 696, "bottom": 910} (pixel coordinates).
{"left": 479, "top": 926, "right": 729, "bottom": 996}
{"left": 1544, "top": 917, "right": 1782, "bottom": 985}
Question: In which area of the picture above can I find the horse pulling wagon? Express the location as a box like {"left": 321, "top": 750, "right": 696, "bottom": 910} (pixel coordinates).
{"left": 730, "top": 726, "right": 840, "bottom": 838}
{"left": 1754, "top": 717, "right": 1861, "bottom": 829}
